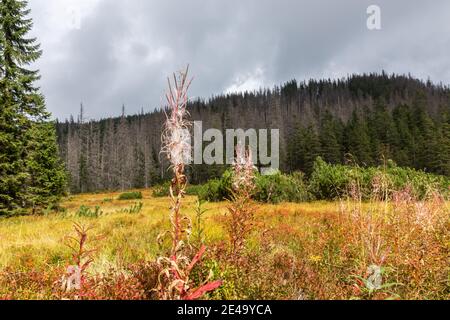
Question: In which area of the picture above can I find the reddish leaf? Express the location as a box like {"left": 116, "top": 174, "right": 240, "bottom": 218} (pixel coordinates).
{"left": 186, "top": 245, "right": 206, "bottom": 274}
{"left": 184, "top": 280, "right": 223, "bottom": 300}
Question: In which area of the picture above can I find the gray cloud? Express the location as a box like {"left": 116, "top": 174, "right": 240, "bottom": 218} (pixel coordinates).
{"left": 28, "top": 0, "right": 450, "bottom": 120}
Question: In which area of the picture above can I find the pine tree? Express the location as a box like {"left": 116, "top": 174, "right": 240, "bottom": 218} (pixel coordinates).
{"left": 319, "top": 111, "right": 342, "bottom": 164}
{"left": 345, "top": 111, "right": 373, "bottom": 166}
{"left": 0, "top": 0, "right": 66, "bottom": 215}
{"left": 290, "top": 125, "right": 321, "bottom": 175}
{"left": 369, "top": 101, "right": 399, "bottom": 163}
{"left": 24, "top": 122, "right": 67, "bottom": 213}
{"left": 392, "top": 105, "right": 414, "bottom": 167}
{"left": 436, "top": 117, "right": 450, "bottom": 176}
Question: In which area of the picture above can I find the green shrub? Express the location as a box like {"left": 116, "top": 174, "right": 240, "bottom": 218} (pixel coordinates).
{"left": 254, "top": 171, "right": 310, "bottom": 203}
{"left": 198, "top": 170, "right": 310, "bottom": 203}
{"left": 76, "top": 205, "right": 103, "bottom": 218}
{"left": 152, "top": 182, "right": 204, "bottom": 198}
{"left": 118, "top": 192, "right": 143, "bottom": 201}
{"left": 117, "top": 202, "right": 143, "bottom": 214}
{"left": 152, "top": 182, "right": 170, "bottom": 197}
{"left": 309, "top": 157, "right": 450, "bottom": 200}
{"left": 198, "top": 170, "right": 233, "bottom": 202}
{"left": 185, "top": 185, "right": 205, "bottom": 196}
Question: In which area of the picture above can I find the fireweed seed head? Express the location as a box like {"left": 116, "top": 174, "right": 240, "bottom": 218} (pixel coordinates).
{"left": 167, "top": 127, "right": 192, "bottom": 167}
{"left": 161, "top": 68, "right": 193, "bottom": 167}
{"left": 232, "top": 144, "right": 256, "bottom": 192}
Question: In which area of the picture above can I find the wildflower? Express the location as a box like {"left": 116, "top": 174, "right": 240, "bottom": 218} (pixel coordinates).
{"left": 232, "top": 144, "right": 256, "bottom": 194}
{"left": 157, "top": 66, "right": 221, "bottom": 300}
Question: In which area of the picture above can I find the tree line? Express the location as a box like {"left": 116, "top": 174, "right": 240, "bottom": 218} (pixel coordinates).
{"left": 2, "top": 0, "right": 448, "bottom": 214}
{"left": 57, "top": 73, "right": 450, "bottom": 194}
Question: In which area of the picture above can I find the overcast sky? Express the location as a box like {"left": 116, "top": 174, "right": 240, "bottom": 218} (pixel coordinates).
{"left": 27, "top": 0, "right": 450, "bottom": 120}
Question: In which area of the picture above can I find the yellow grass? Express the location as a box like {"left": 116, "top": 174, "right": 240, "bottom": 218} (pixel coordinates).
{"left": 0, "top": 190, "right": 341, "bottom": 272}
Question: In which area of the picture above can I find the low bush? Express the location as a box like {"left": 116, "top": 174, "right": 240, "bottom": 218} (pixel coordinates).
{"left": 198, "top": 170, "right": 310, "bottom": 203}
{"left": 309, "top": 157, "right": 450, "bottom": 200}
{"left": 116, "top": 202, "right": 143, "bottom": 214}
{"left": 197, "top": 170, "right": 233, "bottom": 202}
{"left": 76, "top": 205, "right": 103, "bottom": 218}
{"left": 152, "top": 182, "right": 206, "bottom": 198}
{"left": 151, "top": 182, "right": 170, "bottom": 197}
{"left": 254, "top": 171, "right": 310, "bottom": 203}
{"left": 118, "top": 192, "right": 143, "bottom": 201}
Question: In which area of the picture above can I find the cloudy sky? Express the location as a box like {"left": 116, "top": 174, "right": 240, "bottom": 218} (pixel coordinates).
{"left": 27, "top": 0, "right": 450, "bottom": 120}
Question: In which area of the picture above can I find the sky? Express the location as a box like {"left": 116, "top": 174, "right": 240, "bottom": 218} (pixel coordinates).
{"left": 27, "top": 0, "right": 450, "bottom": 120}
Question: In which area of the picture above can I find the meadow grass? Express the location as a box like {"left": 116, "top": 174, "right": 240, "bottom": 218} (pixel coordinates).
{"left": 0, "top": 189, "right": 448, "bottom": 300}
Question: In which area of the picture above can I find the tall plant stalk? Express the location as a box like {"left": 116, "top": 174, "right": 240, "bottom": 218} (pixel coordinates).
{"left": 161, "top": 66, "right": 193, "bottom": 257}
{"left": 227, "top": 144, "right": 257, "bottom": 258}
{"left": 158, "top": 66, "right": 221, "bottom": 300}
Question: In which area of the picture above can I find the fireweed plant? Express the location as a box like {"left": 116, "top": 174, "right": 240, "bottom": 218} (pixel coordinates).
{"left": 60, "top": 223, "right": 99, "bottom": 296}
{"left": 227, "top": 145, "right": 257, "bottom": 259}
{"left": 157, "top": 66, "right": 222, "bottom": 300}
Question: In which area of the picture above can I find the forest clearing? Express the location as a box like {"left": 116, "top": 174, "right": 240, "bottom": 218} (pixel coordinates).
{"left": 1, "top": 0, "right": 449, "bottom": 305}
{"left": 0, "top": 188, "right": 448, "bottom": 300}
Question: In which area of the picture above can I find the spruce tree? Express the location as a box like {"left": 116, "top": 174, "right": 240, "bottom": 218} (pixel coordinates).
{"left": 392, "top": 105, "right": 414, "bottom": 167}
{"left": 437, "top": 117, "right": 450, "bottom": 176}
{"left": 369, "top": 101, "right": 399, "bottom": 163}
{"left": 25, "top": 122, "right": 67, "bottom": 213}
{"left": 291, "top": 125, "right": 321, "bottom": 175}
{"left": 319, "top": 112, "right": 342, "bottom": 164}
{"left": 0, "top": 0, "right": 66, "bottom": 215}
{"left": 345, "top": 111, "right": 373, "bottom": 166}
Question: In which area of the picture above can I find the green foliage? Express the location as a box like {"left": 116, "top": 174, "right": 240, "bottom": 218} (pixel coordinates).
{"left": 151, "top": 182, "right": 171, "bottom": 197}
{"left": 118, "top": 191, "right": 143, "bottom": 201}
{"left": 24, "top": 122, "right": 67, "bottom": 213}
{"left": 199, "top": 170, "right": 310, "bottom": 203}
{"left": 76, "top": 205, "right": 103, "bottom": 218}
{"left": 152, "top": 182, "right": 212, "bottom": 198}
{"left": 319, "top": 111, "right": 343, "bottom": 164}
{"left": 254, "top": 171, "right": 310, "bottom": 204}
{"left": 0, "top": 0, "right": 66, "bottom": 216}
{"left": 185, "top": 185, "right": 205, "bottom": 196}
{"left": 117, "top": 202, "right": 143, "bottom": 214}
{"left": 192, "top": 199, "right": 208, "bottom": 247}
{"left": 197, "top": 158, "right": 449, "bottom": 203}
{"left": 197, "top": 170, "right": 233, "bottom": 202}
{"left": 309, "top": 157, "right": 450, "bottom": 200}
{"left": 345, "top": 111, "right": 373, "bottom": 166}
{"left": 287, "top": 125, "right": 321, "bottom": 175}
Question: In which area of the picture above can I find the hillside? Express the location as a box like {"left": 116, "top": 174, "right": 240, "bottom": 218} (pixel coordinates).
{"left": 56, "top": 73, "right": 450, "bottom": 193}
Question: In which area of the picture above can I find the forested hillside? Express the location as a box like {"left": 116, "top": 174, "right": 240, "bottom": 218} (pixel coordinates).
{"left": 56, "top": 73, "right": 450, "bottom": 193}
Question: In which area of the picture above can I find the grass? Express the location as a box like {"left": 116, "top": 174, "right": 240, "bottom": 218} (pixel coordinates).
{"left": 0, "top": 190, "right": 226, "bottom": 273}
{"left": 0, "top": 189, "right": 448, "bottom": 300}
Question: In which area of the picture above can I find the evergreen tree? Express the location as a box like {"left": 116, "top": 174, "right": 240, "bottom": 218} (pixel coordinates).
{"left": 0, "top": 0, "right": 66, "bottom": 215}
{"left": 436, "top": 117, "right": 450, "bottom": 176}
{"left": 24, "top": 122, "right": 67, "bottom": 213}
{"left": 345, "top": 111, "right": 373, "bottom": 166}
{"left": 411, "top": 101, "right": 440, "bottom": 172}
{"left": 319, "top": 111, "right": 342, "bottom": 164}
{"left": 290, "top": 125, "right": 321, "bottom": 175}
{"left": 392, "top": 105, "right": 414, "bottom": 167}
{"left": 369, "top": 101, "right": 399, "bottom": 163}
